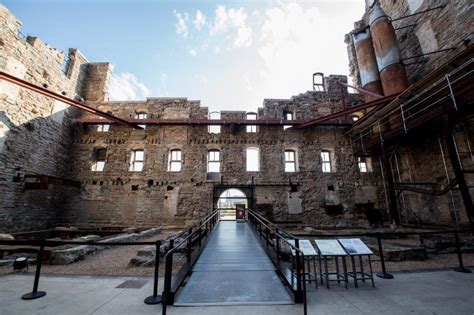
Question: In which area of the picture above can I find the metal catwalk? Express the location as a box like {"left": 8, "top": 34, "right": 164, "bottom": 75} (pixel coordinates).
{"left": 174, "top": 220, "right": 293, "bottom": 306}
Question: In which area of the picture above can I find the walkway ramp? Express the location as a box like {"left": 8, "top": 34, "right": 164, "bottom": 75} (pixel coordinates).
{"left": 174, "top": 221, "right": 293, "bottom": 306}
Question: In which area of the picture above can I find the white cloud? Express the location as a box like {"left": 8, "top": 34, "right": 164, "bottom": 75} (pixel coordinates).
{"left": 210, "top": 5, "right": 252, "bottom": 48}
{"left": 213, "top": 46, "right": 221, "bottom": 54}
{"left": 173, "top": 10, "right": 189, "bottom": 38}
{"left": 193, "top": 10, "right": 206, "bottom": 30}
{"left": 108, "top": 72, "right": 150, "bottom": 101}
{"left": 255, "top": 2, "right": 335, "bottom": 97}
{"left": 195, "top": 74, "right": 208, "bottom": 83}
{"left": 159, "top": 73, "right": 169, "bottom": 96}
{"left": 189, "top": 48, "right": 197, "bottom": 56}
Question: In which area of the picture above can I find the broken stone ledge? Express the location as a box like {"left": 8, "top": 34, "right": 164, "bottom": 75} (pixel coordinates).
{"left": 49, "top": 228, "right": 161, "bottom": 265}
{"left": 129, "top": 230, "right": 189, "bottom": 267}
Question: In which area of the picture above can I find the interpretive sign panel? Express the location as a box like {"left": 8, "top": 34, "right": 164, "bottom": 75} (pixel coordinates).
{"left": 314, "top": 239, "right": 347, "bottom": 256}
{"left": 338, "top": 238, "right": 373, "bottom": 255}
{"left": 288, "top": 239, "right": 318, "bottom": 256}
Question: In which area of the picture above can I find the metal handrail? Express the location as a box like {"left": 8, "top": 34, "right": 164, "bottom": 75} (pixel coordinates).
{"left": 353, "top": 59, "right": 473, "bottom": 148}
{"left": 161, "top": 208, "right": 220, "bottom": 314}
{"left": 246, "top": 208, "right": 307, "bottom": 315}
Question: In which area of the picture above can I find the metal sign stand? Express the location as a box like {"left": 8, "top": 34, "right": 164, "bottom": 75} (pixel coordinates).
{"left": 314, "top": 240, "right": 348, "bottom": 289}
{"left": 338, "top": 238, "right": 375, "bottom": 288}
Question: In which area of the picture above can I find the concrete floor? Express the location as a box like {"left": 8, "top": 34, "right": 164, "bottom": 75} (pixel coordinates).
{"left": 0, "top": 269, "right": 473, "bottom": 314}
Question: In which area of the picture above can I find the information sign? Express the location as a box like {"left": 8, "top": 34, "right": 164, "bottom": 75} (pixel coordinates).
{"left": 338, "top": 238, "right": 373, "bottom": 255}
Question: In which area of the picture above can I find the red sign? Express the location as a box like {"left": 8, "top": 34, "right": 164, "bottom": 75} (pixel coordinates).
{"left": 236, "top": 204, "right": 246, "bottom": 220}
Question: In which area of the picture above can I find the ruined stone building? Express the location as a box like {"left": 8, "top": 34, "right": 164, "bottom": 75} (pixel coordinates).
{"left": 0, "top": 0, "right": 473, "bottom": 234}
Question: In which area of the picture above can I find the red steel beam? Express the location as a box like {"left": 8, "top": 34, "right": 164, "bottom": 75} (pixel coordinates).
{"left": 0, "top": 71, "right": 142, "bottom": 129}
{"left": 290, "top": 94, "right": 398, "bottom": 130}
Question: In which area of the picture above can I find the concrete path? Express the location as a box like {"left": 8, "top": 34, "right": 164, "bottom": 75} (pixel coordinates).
{"left": 0, "top": 269, "right": 473, "bottom": 314}
{"left": 174, "top": 220, "right": 293, "bottom": 305}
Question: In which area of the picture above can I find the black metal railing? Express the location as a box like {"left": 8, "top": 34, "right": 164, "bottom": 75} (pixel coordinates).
{"left": 246, "top": 208, "right": 308, "bottom": 315}
{"left": 161, "top": 208, "right": 220, "bottom": 315}
{"left": 0, "top": 238, "right": 162, "bottom": 303}
{"left": 291, "top": 229, "right": 473, "bottom": 277}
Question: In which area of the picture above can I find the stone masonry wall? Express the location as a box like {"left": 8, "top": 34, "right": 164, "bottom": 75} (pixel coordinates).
{"left": 0, "top": 4, "right": 106, "bottom": 232}
{"left": 344, "top": 0, "right": 473, "bottom": 227}
{"left": 64, "top": 75, "right": 387, "bottom": 228}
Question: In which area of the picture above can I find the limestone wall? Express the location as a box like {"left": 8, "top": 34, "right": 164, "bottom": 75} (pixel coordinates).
{"left": 63, "top": 75, "right": 387, "bottom": 228}
{"left": 0, "top": 4, "right": 106, "bottom": 232}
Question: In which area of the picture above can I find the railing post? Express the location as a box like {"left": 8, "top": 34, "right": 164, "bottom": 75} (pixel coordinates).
{"left": 22, "top": 239, "right": 47, "bottom": 300}
{"left": 266, "top": 227, "right": 270, "bottom": 247}
{"left": 186, "top": 228, "right": 192, "bottom": 262}
{"left": 375, "top": 234, "right": 394, "bottom": 279}
{"left": 276, "top": 228, "right": 280, "bottom": 263}
{"left": 198, "top": 221, "right": 202, "bottom": 248}
{"left": 294, "top": 239, "right": 303, "bottom": 303}
{"left": 453, "top": 230, "right": 472, "bottom": 273}
{"left": 161, "top": 239, "right": 174, "bottom": 315}
{"left": 144, "top": 240, "right": 162, "bottom": 305}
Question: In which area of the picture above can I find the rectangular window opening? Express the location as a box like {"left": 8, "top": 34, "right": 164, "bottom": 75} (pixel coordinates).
{"left": 284, "top": 150, "right": 296, "bottom": 172}
{"left": 130, "top": 149, "right": 144, "bottom": 172}
{"left": 246, "top": 148, "right": 259, "bottom": 172}
{"left": 168, "top": 149, "right": 182, "bottom": 172}
{"left": 208, "top": 150, "right": 220, "bottom": 173}
{"left": 321, "top": 151, "right": 332, "bottom": 173}
{"left": 246, "top": 113, "right": 257, "bottom": 133}
{"left": 358, "top": 157, "right": 368, "bottom": 173}
{"left": 283, "top": 111, "right": 293, "bottom": 130}
{"left": 136, "top": 112, "right": 147, "bottom": 129}
{"left": 92, "top": 148, "right": 107, "bottom": 172}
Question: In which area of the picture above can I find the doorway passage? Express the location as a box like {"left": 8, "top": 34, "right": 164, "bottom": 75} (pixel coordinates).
{"left": 216, "top": 188, "right": 248, "bottom": 220}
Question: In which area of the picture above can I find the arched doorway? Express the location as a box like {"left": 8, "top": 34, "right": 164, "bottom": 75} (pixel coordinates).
{"left": 217, "top": 188, "right": 248, "bottom": 220}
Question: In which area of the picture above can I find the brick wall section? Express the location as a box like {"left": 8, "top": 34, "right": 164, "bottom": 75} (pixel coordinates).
{"left": 0, "top": 4, "right": 106, "bottom": 232}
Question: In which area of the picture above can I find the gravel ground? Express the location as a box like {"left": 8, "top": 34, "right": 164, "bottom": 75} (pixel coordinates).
{"left": 0, "top": 231, "right": 180, "bottom": 277}
{"left": 1, "top": 232, "right": 473, "bottom": 278}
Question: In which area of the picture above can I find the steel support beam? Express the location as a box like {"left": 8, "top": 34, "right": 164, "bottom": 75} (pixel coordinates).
{"left": 381, "top": 143, "right": 401, "bottom": 226}
{"left": 0, "top": 71, "right": 141, "bottom": 129}
{"left": 292, "top": 95, "right": 398, "bottom": 130}
{"left": 443, "top": 117, "right": 474, "bottom": 226}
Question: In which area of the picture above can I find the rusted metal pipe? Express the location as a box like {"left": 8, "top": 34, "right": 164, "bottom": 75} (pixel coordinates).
{"left": 369, "top": 3, "right": 409, "bottom": 96}
{"left": 352, "top": 28, "right": 384, "bottom": 101}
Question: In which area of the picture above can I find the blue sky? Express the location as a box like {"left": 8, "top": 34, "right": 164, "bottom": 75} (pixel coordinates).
{"left": 3, "top": 0, "right": 366, "bottom": 111}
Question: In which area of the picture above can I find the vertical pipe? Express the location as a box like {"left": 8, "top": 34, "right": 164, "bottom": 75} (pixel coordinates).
{"left": 369, "top": 2, "right": 409, "bottom": 96}
{"left": 352, "top": 28, "right": 384, "bottom": 102}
